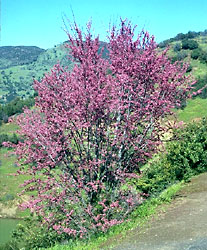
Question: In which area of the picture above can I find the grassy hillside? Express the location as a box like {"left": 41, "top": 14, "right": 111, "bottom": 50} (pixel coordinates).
{"left": 177, "top": 97, "right": 207, "bottom": 123}
{"left": 0, "top": 46, "right": 45, "bottom": 69}
{"left": 0, "top": 44, "right": 73, "bottom": 104}
{"left": 0, "top": 41, "right": 108, "bottom": 104}
{"left": 0, "top": 122, "right": 29, "bottom": 218}
{"left": 163, "top": 36, "right": 207, "bottom": 78}
{"left": 159, "top": 31, "right": 207, "bottom": 100}
{"left": 1, "top": 31, "right": 207, "bottom": 104}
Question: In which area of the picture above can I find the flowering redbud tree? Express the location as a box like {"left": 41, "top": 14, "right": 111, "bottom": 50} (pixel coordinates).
{"left": 13, "top": 20, "right": 193, "bottom": 239}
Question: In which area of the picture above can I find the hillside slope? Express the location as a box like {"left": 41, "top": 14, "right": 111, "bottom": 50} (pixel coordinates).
{"left": 0, "top": 46, "right": 45, "bottom": 69}
{"left": 0, "top": 41, "right": 108, "bottom": 104}
{"left": 159, "top": 31, "right": 207, "bottom": 98}
{"left": 0, "top": 44, "right": 71, "bottom": 103}
{"left": 0, "top": 30, "right": 207, "bottom": 104}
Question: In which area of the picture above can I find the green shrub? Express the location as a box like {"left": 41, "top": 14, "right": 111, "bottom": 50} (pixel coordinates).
{"left": 171, "top": 51, "right": 188, "bottom": 63}
{"left": 193, "top": 74, "right": 207, "bottom": 98}
{"left": 199, "top": 50, "right": 207, "bottom": 64}
{"left": 0, "top": 134, "right": 8, "bottom": 146}
{"left": 0, "top": 96, "right": 35, "bottom": 125}
{"left": 135, "top": 160, "right": 174, "bottom": 195}
{"left": 0, "top": 133, "right": 19, "bottom": 147}
{"left": 158, "top": 40, "right": 169, "bottom": 48}
{"left": 134, "top": 118, "right": 207, "bottom": 195}
{"left": 173, "top": 43, "right": 181, "bottom": 52}
{"left": 0, "top": 240, "right": 19, "bottom": 250}
{"left": 191, "top": 48, "right": 202, "bottom": 59}
{"left": 12, "top": 216, "right": 69, "bottom": 250}
{"left": 0, "top": 194, "right": 15, "bottom": 202}
{"left": 182, "top": 39, "right": 199, "bottom": 50}
{"left": 186, "top": 64, "right": 193, "bottom": 73}
{"left": 167, "top": 118, "right": 207, "bottom": 176}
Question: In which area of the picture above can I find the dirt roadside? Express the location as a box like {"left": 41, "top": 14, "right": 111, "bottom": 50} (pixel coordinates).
{"left": 110, "top": 172, "right": 207, "bottom": 250}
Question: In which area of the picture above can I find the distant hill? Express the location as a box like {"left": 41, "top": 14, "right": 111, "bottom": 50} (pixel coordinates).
{"left": 0, "top": 41, "right": 108, "bottom": 104}
{"left": 0, "top": 46, "right": 45, "bottom": 69}
{"left": 0, "top": 44, "right": 72, "bottom": 103}
{"left": 158, "top": 30, "right": 207, "bottom": 48}
{"left": 158, "top": 30, "right": 207, "bottom": 99}
{"left": 1, "top": 31, "right": 207, "bottom": 104}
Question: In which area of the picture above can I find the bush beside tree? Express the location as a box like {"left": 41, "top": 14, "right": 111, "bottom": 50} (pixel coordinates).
{"left": 199, "top": 51, "right": 207, "bottom": 64}
{"left": 135, "top": 118, "right": 207, "bottom": 195}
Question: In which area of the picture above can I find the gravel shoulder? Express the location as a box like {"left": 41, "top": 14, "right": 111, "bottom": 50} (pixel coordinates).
{"left": 112, "top": 172, "right": 207, "bottom": 250}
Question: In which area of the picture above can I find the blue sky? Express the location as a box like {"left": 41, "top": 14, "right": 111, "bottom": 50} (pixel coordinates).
{"left": 1, "top": 0, "right": 207, "bottom": 49}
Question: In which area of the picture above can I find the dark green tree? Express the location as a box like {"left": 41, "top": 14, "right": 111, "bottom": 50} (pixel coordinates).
{"left": 182, "top": 39, "right": 199, "bottom": 50}
{"left": 191, "top": 48, "right": 202, "bottom": 59}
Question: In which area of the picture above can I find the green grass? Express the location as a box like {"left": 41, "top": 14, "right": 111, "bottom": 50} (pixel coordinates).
{"left": 0, "top": 123, "right": 20, "bottom": 197}
{"left": 0, "top": 121, "right": 29, "bottom": 218}
{"left": 190, "top": 59, "right": 207, "bottom": 78}
{"left": 177, "top": 97, "right": 207, "bottom": 123}
{"left": 0, "top": 148, "right": 24, "bottom": 198}
{"left": 0, "top": 122, "right": 19, "bottom": 135}
{"left": 0, "top": 147, "right": 30, "bottom": 218}
{"left": 0, "top": 147, "right": 21, "bottom": 198}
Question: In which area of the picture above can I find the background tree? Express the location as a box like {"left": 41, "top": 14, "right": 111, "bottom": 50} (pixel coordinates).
{"left": 191, "top": 48, "right": 202, "bottom": 60}
{"left": 182, "top": 39, "right": 199, "bottom": 50}
{"left": 171, "top": 51, "right": 188, "bottom": 63}
{"left": 173, "top": 43, "right": 182, "bottom": 52}
{"left": 199, "top": 50, "right": 207, "bottom": 64}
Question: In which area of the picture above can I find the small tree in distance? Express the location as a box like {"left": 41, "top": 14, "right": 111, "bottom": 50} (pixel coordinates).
{"left": 12, "top": 19, "right": 193, "bottom": 239}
